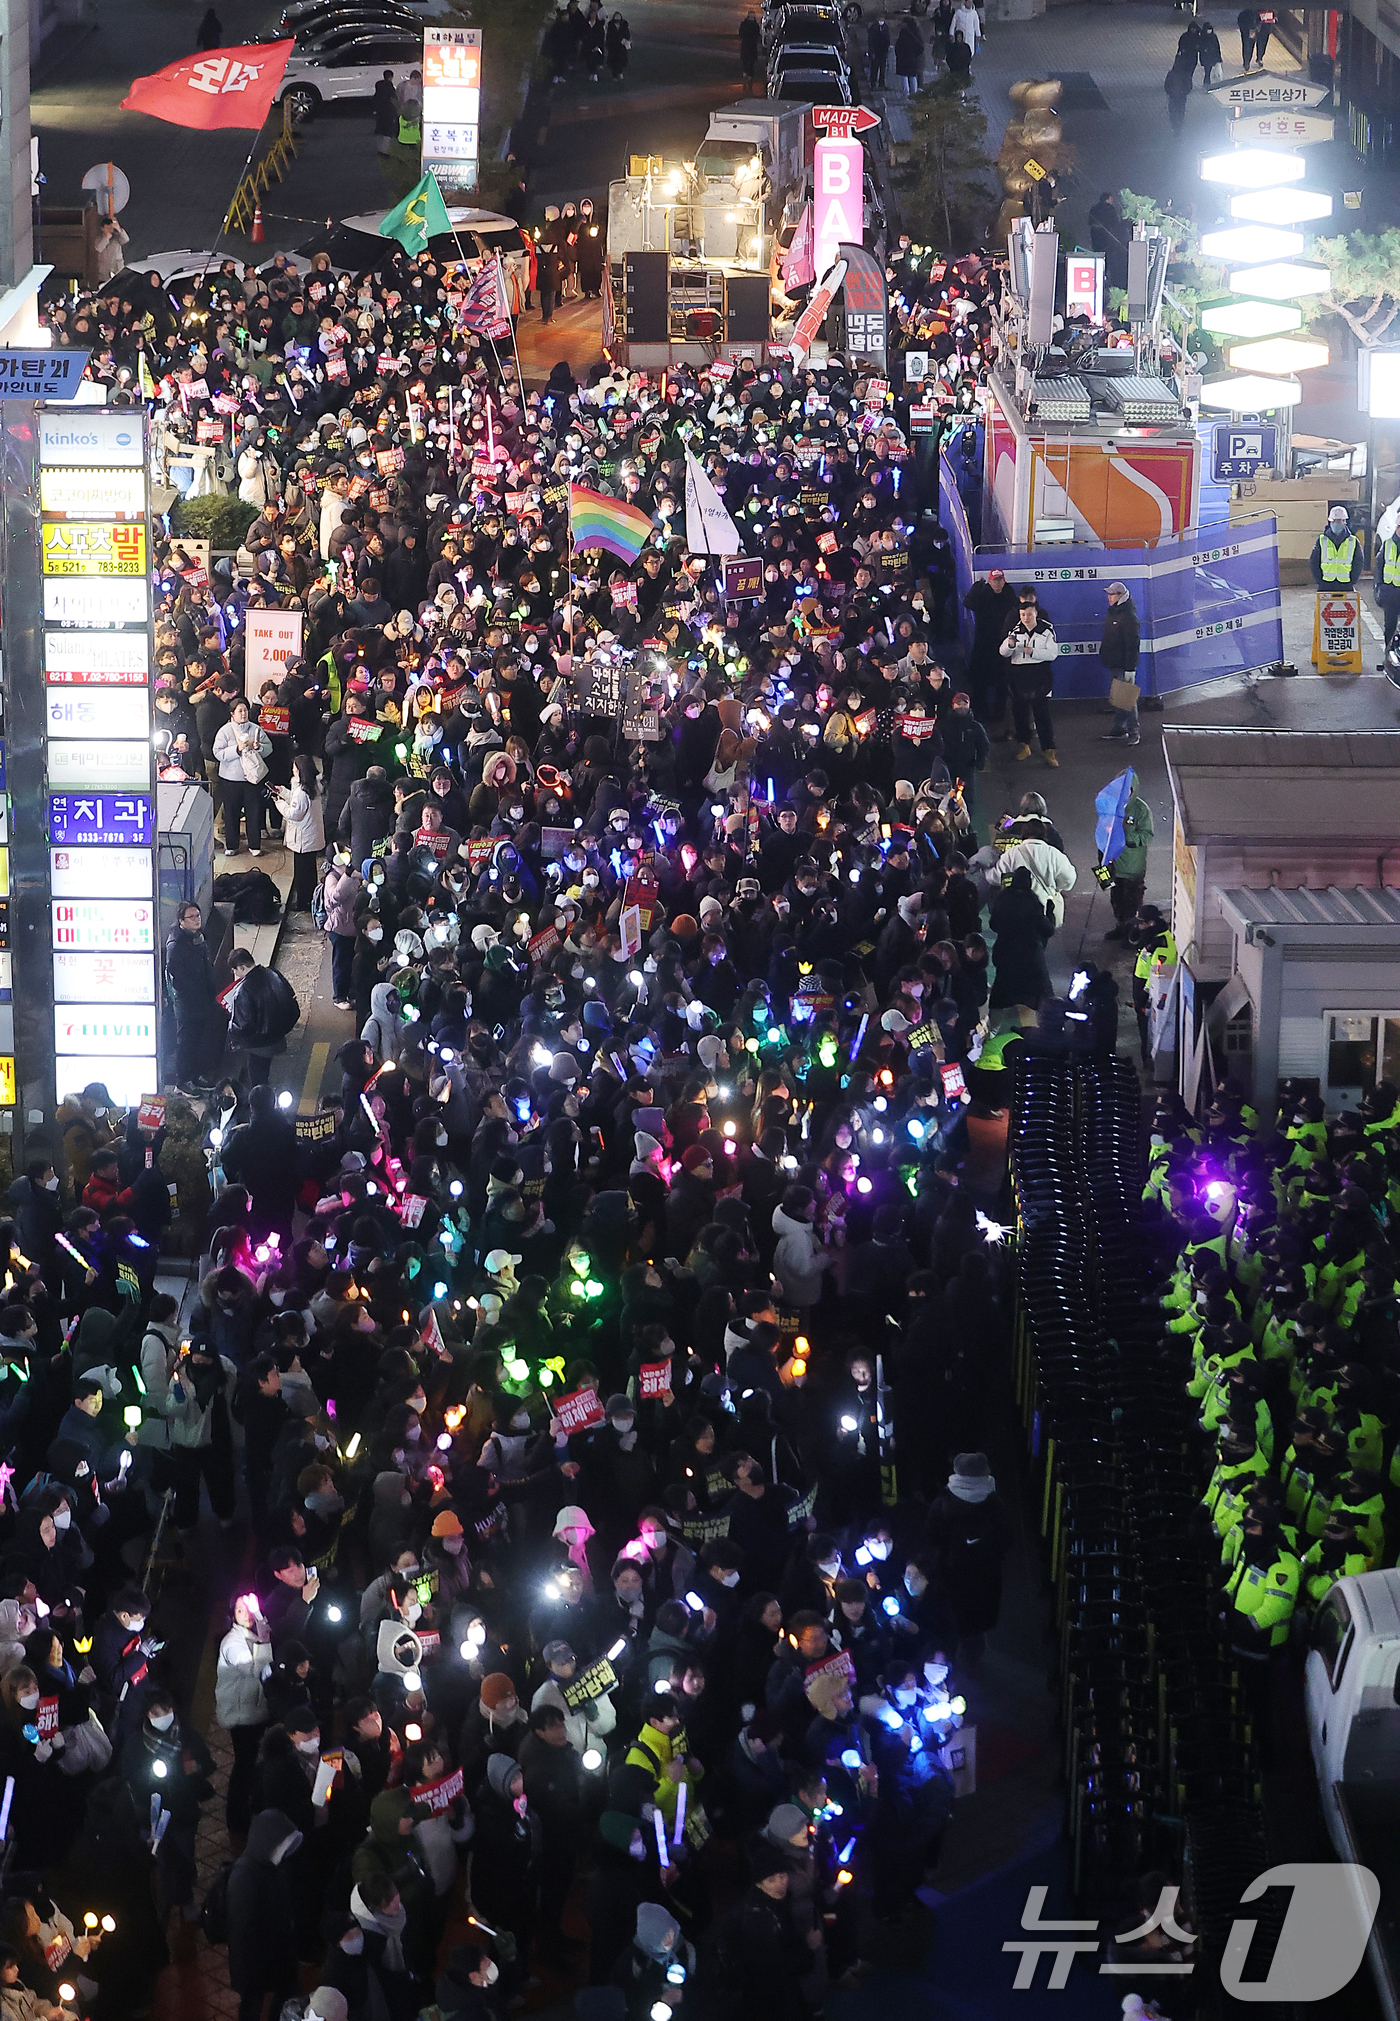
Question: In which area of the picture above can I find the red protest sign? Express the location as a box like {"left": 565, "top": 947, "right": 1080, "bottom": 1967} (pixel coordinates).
{"left": 196, "top": 418, "right": 224, "bottom": 443}
{"left": 623, "top": 871, "right": 658, "bottom": 932}
{"left": 940, "top": 1061, "right": 967, "bottom": 1100}
{"left": 416, "top": 1628, "right": 441, "bottom": 1660}
{"left": 804, "top": 1648, "right": 856, "bottom": 1687}
{"left": 555, "top": 1387, "right": 606, "bottom": 1435}
{"left": 345, "top": 718, "right": 382, "bottom": 744}
{"left": 414, "top": 828, "right": 452, "bottom": 860}
{"left": 421, "top": 1307, "right": 448, "bottom": 1359}
{"left": 466, "top": 837, "right": 495, "bottom": 869}
{"left": 137, "top": 1095, "right": 165, "bottom": 1131}
{"left": 35, "top": 1696, "right": 60, "bottom": 1739}
{"left": 528, "top": 924, "right": 560, "bottom": 965}
{"left": 401, "top": 1194, "right": 429, "bottom": 1229}
{"left": 376, "top": 446, "right": 405, "bottom": 476}
{"left": 638, "top": 1362, "right": 672, "bottom": 1400}
{"left": 258, "top": 704, "right": 289, "bottom": 735}
{"left": 409, "top": 1765, "right": 465, "bottom": 1813}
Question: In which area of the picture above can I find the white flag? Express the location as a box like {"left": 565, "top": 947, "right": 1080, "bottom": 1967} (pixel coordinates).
{"left": 684, "top": 448, "right": 743, "bottom": 557}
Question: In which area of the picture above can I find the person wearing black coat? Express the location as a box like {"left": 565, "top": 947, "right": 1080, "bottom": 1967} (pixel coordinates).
{"left": 219, "top": 1083, "right": 301, "bottom": 1237}
{"left": 164, "top": 901, "right": 224, "bottom": 1091}
{"left": 227, "top": 1807, "right": 301, "bottom": 2020}
{"left": 925, "top": 1450, "right": 1012, "bottom": 1660}
{"left": 988, "top": 868, "right": 1054, "bottom": 1013}
{"left": 708, "top": 1849, "right": 810, "bottom": 2021}
{"left": 470, "top": 1752, "right": 543, "bottom": 1966}
{"left": 340, "top": 765, "right": 397, "bottom": 866}
{"left": 322, "top": 703, "right": 377, "bottom": 837}
{"left": 6, "top": 1164, "right": 64, "bottom": 1289}
{"left": 519, "top": 1705, "right": 586, "bottom": 1967}
{"left": 225, "top": 960, "right": 301, "bottom": 1088}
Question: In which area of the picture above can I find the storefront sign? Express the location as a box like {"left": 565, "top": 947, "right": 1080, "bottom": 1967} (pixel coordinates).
{"left": 46, "top": 689, "right": 152, "bottom": 740}
{"left": 51, "top": 899, "right": 155, "bottom": 952}
{"left": 50, "top": 847, "right": 155, "bottom": 899}
{"left": 53, "top": 950, "right": 156, "bottom": 1003}
{"left": 43, "top": 579, "right": 148, "bottom": 626}
{"left": 39, "top": 468, "right": 147, "bottom": 519}
{"left": 244, "top": 608, "right": 305, "bottom": 701}
{"left": 41, "top": 523, "right": 147, "bottom": 577}
{"left": 423, "top": 27, "right": 483, "bottom": 196}
{"left": 53, "top": 1052, "right": 157, "bottom": 1108}
{"left": 53, "top": 1006, "right": 159, "bottom": 1054}
{"left": 38, "top": 412, "right": 143, "bottom": 465}
{"left": 46, "top": 741, "right": 152, "bottom": 791}
{"left": 0, "top": 349, "right": 92, "bottom": 400}
{"left": 45, "top": 631, "right": 150, "bottom": 684}
{"left": 48, "top": 794, "right": 154, "bottom": 848}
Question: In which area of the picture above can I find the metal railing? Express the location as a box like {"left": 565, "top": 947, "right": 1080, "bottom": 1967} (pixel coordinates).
{"left": 224, "top": 101, "right": 300, "bottom": 237}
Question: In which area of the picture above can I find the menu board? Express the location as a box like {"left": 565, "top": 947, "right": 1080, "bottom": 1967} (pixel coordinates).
{"left": 41, "top": 414, "right": 156, "bottom": 1108}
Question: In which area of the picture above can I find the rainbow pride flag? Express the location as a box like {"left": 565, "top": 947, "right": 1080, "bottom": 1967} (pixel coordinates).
{"left": 569, "top": 482, "right": 654, "bottom": 563}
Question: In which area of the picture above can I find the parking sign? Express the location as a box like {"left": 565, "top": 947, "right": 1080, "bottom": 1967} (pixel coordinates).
{"left": 1212, "top": 423, "right": 1277, "bottom": 482}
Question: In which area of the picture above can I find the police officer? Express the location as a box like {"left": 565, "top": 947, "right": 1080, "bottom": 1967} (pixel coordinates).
{"left": 1221, "top": 1507, "right": 1298, "bottom": 1749}
{"left": 1129, "top": 904, "right": 1178, "bottom": 1069}
{"left": 1301, "top": 1512, "right": 1369, "bottom": 1614}
{"left": 1375, "top": 517, "right": 1400, "bottom": 660}
{"left": 1310, "top": 504, "right": 1362, "bottom": 589}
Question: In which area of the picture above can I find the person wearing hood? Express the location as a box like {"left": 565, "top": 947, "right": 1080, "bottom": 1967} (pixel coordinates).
{"left": 362, "top": 982, "right": 407, "bottom": 1068}
{"left": 227, "top": 1806, "right": 301, "bottom": 2020}
{"left": 988, "top": 867, "right": 1054, "bottom": 1012}
{"left": 612, "top": 1901, "right": 696, "bottom": 2016}
{"left": 469, "top": 1752, "right": 542, "bottom": 1978}
{"left": 435, "top": 1941, "right": 504, "bottom": 2021}
{"left": 350, "top": 1787, "right": 433, "bottom": 1970}
{"left": 771, "top": 1186, "right": 832, "bottom": 1319}
{"left": 925, "top": 1451, "right": 1011, "bottom": 1664}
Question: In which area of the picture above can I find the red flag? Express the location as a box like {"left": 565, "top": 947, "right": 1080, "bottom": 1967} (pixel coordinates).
{"left": 121, "top": 40, "right": 295, "bottom": 129}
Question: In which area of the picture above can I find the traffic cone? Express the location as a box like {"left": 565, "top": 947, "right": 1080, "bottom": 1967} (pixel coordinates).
{"left": 251, "top": 204, "right": 265, "bottom": 243}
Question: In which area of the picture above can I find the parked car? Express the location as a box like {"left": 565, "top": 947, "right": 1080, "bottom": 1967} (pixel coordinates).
{"left": 275, "top": 0, "right": 418, "bottom": 25}
{"left": 770, "top": 66, "right": 853, "bottom": 102}
{"left": 275, "top": 29, "right": 422, "bottom": 116}
{"left": 767, "top": 46, "right": 851, "bottom": 93}
{"left": 761, "top": 3, "right": 844, "bottom": 49}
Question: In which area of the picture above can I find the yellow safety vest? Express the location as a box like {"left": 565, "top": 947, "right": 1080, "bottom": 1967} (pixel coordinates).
{"left": 1383, "top": 539, "right": 1400, "bottom": 588}
{"left": 1318, "top": 532, "right": 1357, "bottom": 582}
{"left": 1134, "top": 928, "right": 1178, "bottom": 984}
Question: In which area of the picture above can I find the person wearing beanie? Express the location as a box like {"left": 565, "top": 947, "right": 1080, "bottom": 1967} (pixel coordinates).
{"left": 613, "top": 1902, "right": 696, "bottom": 2017}
{"left": 927, "top": 1452, "right": 1012, "bottom": 1666}
{"left": 459, "top": 1671, "right": 527, "bottom": 1793}
{"left": 469, "top": 1752, "right": 542, "bottom": 1980}
{"left": 666, "top": 1145, "right": 716, "bottom": 1266}
{"left": 712, "top": 1835, "right": 814, "bottom": 2019}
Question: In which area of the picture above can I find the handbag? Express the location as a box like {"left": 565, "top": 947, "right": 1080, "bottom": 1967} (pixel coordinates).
{"left": 1109, "top": 677, "right": 1141, "bottom": 712}
{"left": 240, "top": 742, "right": 269, "bottom": 784}
{"left": 58, "top": 1710, "right": 113, "bottom": 1776}
{"left": 1208, "top": 59, "right": 1224, "bottom": 82}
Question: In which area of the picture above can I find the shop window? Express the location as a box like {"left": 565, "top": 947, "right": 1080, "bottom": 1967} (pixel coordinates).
{"left": 1327, "top": 1014, "right": 1377, "bottom": 1090}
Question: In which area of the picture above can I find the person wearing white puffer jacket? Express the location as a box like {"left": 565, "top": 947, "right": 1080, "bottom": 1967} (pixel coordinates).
{"left": 771, "top": 1185, "right": 832, "bottom": 1318}
{"left": 215, "top": 1592, "right": 272, "bottom": 1836}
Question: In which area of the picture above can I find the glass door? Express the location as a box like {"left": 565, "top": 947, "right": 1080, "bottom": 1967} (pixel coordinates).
{"left": 1325, "top": 1013, "right": 1378, "bottom": 1110}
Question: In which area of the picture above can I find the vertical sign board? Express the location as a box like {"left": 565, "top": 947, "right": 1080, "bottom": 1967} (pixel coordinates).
{"left": 813, "top": 139, "right": 863, "bottom": 293}
{"left": 1065, "top": 254, "right": 1105, "bottom": 325}
{"left": 244, "top": 608, "right": 305, "bottom": 703}
{"left": 38, "top": 409, "right": 157, "bottom": 1109}
{"left": 422, "top": 27, "right": 482, "bottom": 199}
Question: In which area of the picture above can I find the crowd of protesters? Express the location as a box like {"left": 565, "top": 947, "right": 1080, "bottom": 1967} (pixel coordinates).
{"left": 0, "top": 231, "right": 1229, "bottom": 2021}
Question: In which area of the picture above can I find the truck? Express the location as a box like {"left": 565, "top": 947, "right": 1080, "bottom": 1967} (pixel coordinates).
{"left": 695, "top": 101, "right": 809, "bottom": 199}
{"left": 1304, "top": 1568, "right": 1400, "bottom": 2021}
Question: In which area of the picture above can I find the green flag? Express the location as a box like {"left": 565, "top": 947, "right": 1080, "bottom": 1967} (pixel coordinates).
{"left": 379, "top": 172, "right": 452, "bottom": 255}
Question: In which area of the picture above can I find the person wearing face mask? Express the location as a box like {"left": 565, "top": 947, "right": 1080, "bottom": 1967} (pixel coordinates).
{"left": 5, "top": 1161, "right": 65, "bottom": 1291}
{"left": 118, "top": 1688, "right": 215, "bottom": 1939}
{"left": 226, "top": 1807, "right": 302, "bottom": 2021}
{"left": 434, "top": 1939, "right": 504, "bottom": 2021}
{"left": 469, "top": 1753, "right": 542, "bottom": 1979}
{"left": 860, "top": 1661, "right": 955, "bottom": 1923}
{"left": 217, "top": 1594, "right": 274, "bottom": 1835}
{"left": 458, "top": 1670, "right": 527, "bottom": 1795}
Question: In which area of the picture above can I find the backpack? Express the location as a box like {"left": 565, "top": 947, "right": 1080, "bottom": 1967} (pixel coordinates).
{"left": 311, "top": 875, "right": 329, "bottom": 931}
{"left": 201, "top": 1858, "right": 234, "bottom": 1945}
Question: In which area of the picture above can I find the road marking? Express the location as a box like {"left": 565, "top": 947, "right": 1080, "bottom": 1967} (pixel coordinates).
{"left": 300, "top": 1041, "right": 329, "bottom": 1114}
{"left": 1361, "top": 605, "right": 1384, "bottom": 640}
